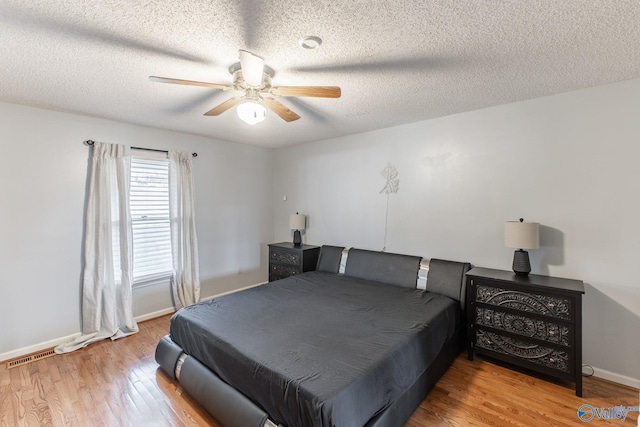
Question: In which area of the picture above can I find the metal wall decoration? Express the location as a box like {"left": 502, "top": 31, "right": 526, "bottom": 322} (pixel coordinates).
{"left": 380, "top": 163, "right": 399, "bottom": 251}
{"left": 379, "top": 163, "right": 399, "bottom": 194}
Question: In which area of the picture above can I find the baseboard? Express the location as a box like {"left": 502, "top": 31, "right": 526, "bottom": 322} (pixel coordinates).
{"left": 201, "top": 281, "right": 265, "bottom": 302}
{"left": 0, "top": 332, "right": 82, "bottom": 363}
{"left": 134, "top": 307, "right": 176, "bottom": 323}
{"left": 592, "top": 366, "right": 640, "bottom": 390}
{"left": 136, "top": 282, "right": 266, "bottom": 319}
{"left": 0, "top": 282, "right": 266, "bottom": 364}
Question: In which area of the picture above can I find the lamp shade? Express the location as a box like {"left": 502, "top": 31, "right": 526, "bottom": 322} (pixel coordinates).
{"left": 289, "top": 213, "right": 306, "bottom": 230}
{"left": 505, "top": 220, "right": 540, "bottom": 249}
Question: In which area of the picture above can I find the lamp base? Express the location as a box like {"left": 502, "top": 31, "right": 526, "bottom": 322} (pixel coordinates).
{"left": 293, "top": 230, "right": 302, "bottom": 246}
{"left": 512, "top": 249, "right": 531, "bottom": 276}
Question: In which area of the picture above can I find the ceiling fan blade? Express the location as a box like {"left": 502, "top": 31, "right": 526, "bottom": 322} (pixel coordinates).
{"left": 239, "top": 50, "right": 265, "bottom": 87}
{"left": 263, "top": 98, "right": 301, "bottom": 122}
{"left": 149, "top": 76, "right": 234, "bottom": 91}
{"left": 204, "top": 97, "right": 244, "bottom": 116}
{"left": 269, "top": 86, "right": 341, "bottom": 98}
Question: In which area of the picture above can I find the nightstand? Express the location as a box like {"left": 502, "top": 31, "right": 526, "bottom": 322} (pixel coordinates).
{"left": 466, "top": 267, "right": 585, "bottom": 396}
{"left": 268, "top": 242, "right": 320, "bottom": 282}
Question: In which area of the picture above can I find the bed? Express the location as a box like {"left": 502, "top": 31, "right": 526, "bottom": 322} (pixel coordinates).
{"left": 155, "top": 246, "right": 470, "bottom": 427}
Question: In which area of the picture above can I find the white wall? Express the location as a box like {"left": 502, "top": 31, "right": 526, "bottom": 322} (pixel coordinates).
{"left": 0, "top": 102, "right": 273, "bottom": 356}
{"left": 273, "top": 78, "right": 640, "bottom": 386}
{"left": 2, "top": 77, "right": 638, "bottom": 387}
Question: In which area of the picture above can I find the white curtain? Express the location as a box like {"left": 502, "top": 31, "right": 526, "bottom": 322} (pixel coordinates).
{"left": 56, "top": 142, "right": 138, "bottom": 353}
{"left": 169, "top": 151, "right": 200, "bottom": 309}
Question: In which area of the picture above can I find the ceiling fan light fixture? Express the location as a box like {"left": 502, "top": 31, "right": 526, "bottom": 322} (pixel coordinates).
{"left": 237, "top": 100, "right": 267, "bottom": 125}
{"left": 151, "top": 49, "right": 339, "bottom": 124}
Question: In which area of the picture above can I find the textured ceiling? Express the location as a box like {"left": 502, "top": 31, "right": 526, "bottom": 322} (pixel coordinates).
{"left": 1, "top": 1, "right": 639, "bottom": 148}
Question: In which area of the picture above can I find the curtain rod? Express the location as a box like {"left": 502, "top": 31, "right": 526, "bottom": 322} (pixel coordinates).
{"left": 83, "top": 140, "right": 198, "bottom": 157}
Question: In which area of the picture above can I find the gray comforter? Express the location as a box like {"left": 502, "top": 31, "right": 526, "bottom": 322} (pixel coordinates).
{"left": 170, "top": 271, "right": 459, "bottom": 427}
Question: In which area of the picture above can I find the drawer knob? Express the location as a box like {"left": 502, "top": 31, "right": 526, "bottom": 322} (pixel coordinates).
{"left": 549, "top": 330, "right": 556, "bottom": 336}
{"left": 547, "top": 303, "right": 555, "bottom": 309}
{"left": 549, "top": 358, "right": 555, "bottom": 363}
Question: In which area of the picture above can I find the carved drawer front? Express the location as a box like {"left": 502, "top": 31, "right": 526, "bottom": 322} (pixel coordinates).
{"left": 271, "top": 264, "right": 298, "bottom": 277}
{"left": 476, "top": 330, "right": 570, "bottom": 373}
{"left": 475, "top": 307, "right": 571, "bottom": 346}
{"left": 476, "top": 284, "right": 571, "bottom": 320}
{"left": 271, "top": 250, "right": 300, "bottom": 266}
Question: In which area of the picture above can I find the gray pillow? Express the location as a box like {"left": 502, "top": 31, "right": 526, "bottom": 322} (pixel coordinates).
{"left": 344, "top": 248, "right": 421, "bottom": 288}
{"left": 426, "top": 258, "right": 471, "bottom": 305}
{"left": 316, "top": 245, "right": 345, "bottom": 273}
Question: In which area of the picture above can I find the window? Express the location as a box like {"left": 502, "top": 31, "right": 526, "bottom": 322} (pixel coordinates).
{"left": 129, "top": 155, "right": 173, "bottom": 285}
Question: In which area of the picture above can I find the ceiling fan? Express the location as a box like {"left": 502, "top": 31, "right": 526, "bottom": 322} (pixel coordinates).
{"left": 149, "top": 50, "right": 341, "bottom": 125}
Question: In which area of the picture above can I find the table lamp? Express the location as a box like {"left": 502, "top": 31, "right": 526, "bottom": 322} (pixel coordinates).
{"left": 505, "top": 218, "right": 539, "bottom": 276}
{"left": 289, "top": 213, "right": 306, "bottom": 246}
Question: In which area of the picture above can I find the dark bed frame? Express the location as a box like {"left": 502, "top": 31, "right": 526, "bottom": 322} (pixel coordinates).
{"left": 156, "top": 247, "right": 471, "bottom": 427}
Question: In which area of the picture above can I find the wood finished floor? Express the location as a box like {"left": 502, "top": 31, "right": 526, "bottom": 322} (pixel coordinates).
{"left": 1, "top": 315, "right": 637, "bottom": 426}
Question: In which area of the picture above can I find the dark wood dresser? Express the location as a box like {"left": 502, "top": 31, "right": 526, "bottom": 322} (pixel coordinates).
{"left": 466, "top": 267, "right": 585, "bottom": 396}
{"left": 268, "top": 242, "right": 320, "bottom": 282}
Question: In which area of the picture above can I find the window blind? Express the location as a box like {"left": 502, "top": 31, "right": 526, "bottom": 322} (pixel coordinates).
{"left": 130, "top": 156, "right": 173, "bottom": 283}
